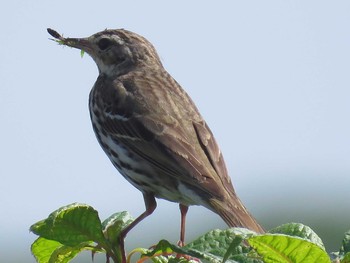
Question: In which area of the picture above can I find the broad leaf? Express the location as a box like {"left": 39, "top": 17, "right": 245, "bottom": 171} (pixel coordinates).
{"left": 102, "top": 211, "right": 134, "bottom": 246}
{"left": 31, "top": 238, "right": 63, "bottom": 263}
{"left": 342, "top": 253, "right": 350, "bottom": 263}
{"left": 186, "top": 228, "right": 261, "bottom": 263}
{"left": 248, "top": 234, "right": 331, "bottom": 263}
{"left": 31, "top": 237, "right": 89, "bottom": 263}
{"left": 269, "top": 222, "right": 325, "bottom": 250}
{"left": 30, "top": 203, "right": 105, "bottom": 246}
{"left": 340, "top": 230, "right": 350, "bottom": 255}
{"left": 141, "top": 240, "right": 197, "bottom": 263}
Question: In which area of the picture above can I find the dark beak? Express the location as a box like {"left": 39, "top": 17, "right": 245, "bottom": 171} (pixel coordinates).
{"left": 47, "top": 28, "right": 93, "bottom": 54}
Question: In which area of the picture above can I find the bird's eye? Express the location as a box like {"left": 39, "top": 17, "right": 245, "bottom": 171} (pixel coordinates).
{"left": 97, "top": 38, "right": 112, "bottom": 50}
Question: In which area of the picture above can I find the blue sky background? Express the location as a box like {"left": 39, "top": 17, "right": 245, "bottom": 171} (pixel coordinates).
{"left": 1, "top": 1, "right": 350, "bottom": 262}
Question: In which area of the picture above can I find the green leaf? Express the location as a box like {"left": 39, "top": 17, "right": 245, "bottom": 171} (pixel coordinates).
{"left": 143, "top": 240, "right": 177, "bottom": 257}
{"left": 31, "top": 237, "right": 89, "bottom": 263}
{"left": 102, "top": 211, "right": 134, "bottom": 246}
{"left": 30, "top": 203, "right": 105, "bottom": 246}
{"left": 101, "top": 211, "right": 134, "bottom": 261}
{"left": 186, "top": 228, "right": 244, "bottom": 255}
{"left": 331, "top": 230, "right": 350, "bottom": 262}
{"left": 269, "top": 223, "right": 325, "bottom": 250}
{"left": 222, "top": 235, "right": 244, "bottom": 263}
{"left": 49, "top": 242, "right": 94, "bottom": 263}
{"left": 185, "top": 228, "right": 261, "bottom": 263}
{"left": 342, "top": 252, "right": 350, "bottom": 263}
{"left": 340, "top": 230, "right": 350, "bottom": 255}
{"left": 31, "top": 237, "right": 63, "bottom": 263}
{"left": 140, "top": 229, "right": 262, "bottom": 263}
{"left": 80, "top": 49, "right": 85, "bottom": 58}
{"left": 248, "top": 234, "right": 331, "bottom": 263}
{"left": 141, "top": 240, "right": 196, "bottom": 263}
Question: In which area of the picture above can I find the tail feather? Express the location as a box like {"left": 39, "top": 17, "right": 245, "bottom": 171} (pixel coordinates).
{"left": 210, "top": 197, "right": 264, "bottom": 234}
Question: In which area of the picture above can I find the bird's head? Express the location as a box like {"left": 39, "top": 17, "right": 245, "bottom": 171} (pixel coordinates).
{"left": 47, "top": 28, "right": 162, "bottom": 76}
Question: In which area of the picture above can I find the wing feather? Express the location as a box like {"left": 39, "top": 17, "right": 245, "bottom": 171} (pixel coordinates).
{"left": 93, "top": 72, "right": 235, "bottom": 200}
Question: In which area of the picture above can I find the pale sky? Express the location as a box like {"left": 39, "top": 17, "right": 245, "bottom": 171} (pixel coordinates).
{"left": 1, "top": 1, "right": 350, "bottom": 262}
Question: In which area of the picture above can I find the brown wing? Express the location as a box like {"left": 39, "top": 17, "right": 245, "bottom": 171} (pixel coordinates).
{"left": 94, "top": 71, "right": 235, "bottom": 201}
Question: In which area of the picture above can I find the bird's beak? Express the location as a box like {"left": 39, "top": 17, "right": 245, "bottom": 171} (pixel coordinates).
{"left": 47, "top": 28, "right": 93, "bottom": 55}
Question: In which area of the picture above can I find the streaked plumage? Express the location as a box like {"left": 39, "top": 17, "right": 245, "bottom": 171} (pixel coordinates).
{"left": 47, "top": 28, "right": 264, "bottom": 259}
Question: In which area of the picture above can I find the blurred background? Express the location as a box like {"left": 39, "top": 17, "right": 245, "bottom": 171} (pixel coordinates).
{"left": 1, "top": 1, "right": 349, "bottom": 262}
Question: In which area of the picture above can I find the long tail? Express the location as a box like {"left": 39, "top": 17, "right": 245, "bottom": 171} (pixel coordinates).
{"left": 210, "top": 196, "right": 265, "bottom": 233}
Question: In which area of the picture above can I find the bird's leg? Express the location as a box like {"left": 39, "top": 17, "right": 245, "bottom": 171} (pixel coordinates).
{"left": 178, "top": 204, "right": 189, "bottom": 247}
{"left": 176, "top": 204, "right": 197, "bottom": 261}
{"left": 119, "top": 193, "right": 157, "bottom": 263}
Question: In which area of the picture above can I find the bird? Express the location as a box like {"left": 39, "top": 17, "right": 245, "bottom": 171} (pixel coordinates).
{"left": 47, "top": 27, "right": 264, "bottom": 259}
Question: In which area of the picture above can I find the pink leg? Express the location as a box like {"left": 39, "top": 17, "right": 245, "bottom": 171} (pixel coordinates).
{"left": 119, "top": 193, "right": 157, "bottom": 263}
{"left": 179, "top": 204, "right": 189, "bottom": 246}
